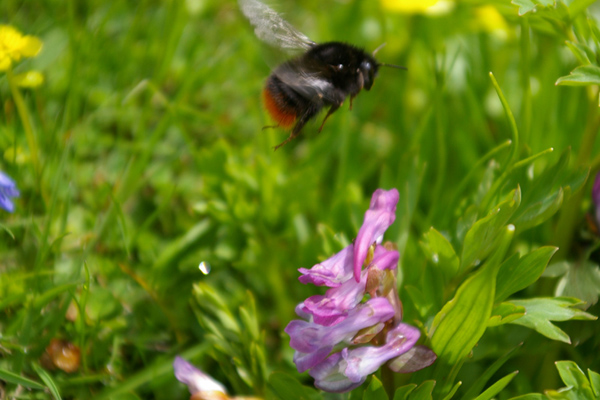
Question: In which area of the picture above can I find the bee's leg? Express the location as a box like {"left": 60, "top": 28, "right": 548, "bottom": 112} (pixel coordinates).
{"left": 273, "top": 106, "right": 319, "bottom": 150}
{"left": 349, "top": 95, "right": 357, "bottom": 111}
{"left": 318, "top": 103, "right": 341, "bottom": 133}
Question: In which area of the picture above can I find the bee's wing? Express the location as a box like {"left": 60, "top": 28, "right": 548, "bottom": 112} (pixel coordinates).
{"left": 275, "top": 65, "right": 339, "bottom": 104}
{"left": 239, "top": 0, "right": 316, "bottom": 52}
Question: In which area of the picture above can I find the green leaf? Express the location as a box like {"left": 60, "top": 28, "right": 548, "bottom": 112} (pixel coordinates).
{"left": 364, "top": 376, "right": 389, "bottom": 400}
{"left": 460, "top": 189, "right": 520, "bottom": 273}
{"left": 393, "top": 384, "right": 417, "bottom": 400}
{"left": 512, "top": 0, "right": 556, "bottom": 15}
{"left": 495, "top": 246, "right": 558, "bottom": 302}
{"left": 565, "top": 41, "right": 592, "bottom": 64}
{"left": 153, "top": 220, "right": 211, "bottom": 270}
{"left": 32, "top": 363, "right": 62, "bottom": 400}
{"left": 421, "top": 227, "right": 460, "bottom": 282}
{"left": 509, "top": 297, "right": 598, "bottom": 343}
{"left": 267, "top": 372, "right": 322, "bottom": 400}
{"left": 461, "top": 344, "right": 522, "bottom": 400}
{"left": 508, "top": 395, "right": 545, "bottom": 400}
{"left": 488, "top": 302, "right": 525, "bottom": 326}
{"left": 556, "top": 361, "right": 590, "bottom": 389}
{"left": 474, "top": 371, "right": 519, "bottom": 400}
{"left": 0, "top": 367, "right": 46, "bottom": 390}
{"left": 512, "top": 187, "right": 563, "bottom": 231}
{"left": 442, "top": 381, "right": 462, "bottom": 400}
{"left": 511, "top": 148, "right": 571, "bottom": 231}
{"left": 555, "top": 261, "right": 600, "bottom": 308}
{"left": 545, "top": 361, "right": 597, "bottom": 400}
{"left": 556, "top": 65, "right": 600, "bottom": 86}
{"left": 408, "top": 380, "right": 436, "bottom": 400}
{"left": 432, "top": 226, "right": 514, "bottom": 364}
{"left": 588, "top": 369, "right": 600, "bottom": 397}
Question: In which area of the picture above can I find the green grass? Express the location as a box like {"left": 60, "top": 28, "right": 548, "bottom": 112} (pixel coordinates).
{"left": 1, "top": 0, "right": 600, "bottom": 399}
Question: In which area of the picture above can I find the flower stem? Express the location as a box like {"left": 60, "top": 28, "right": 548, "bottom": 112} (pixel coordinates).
{"left": 7, "top": 67, "right": 41, "bottom": 177}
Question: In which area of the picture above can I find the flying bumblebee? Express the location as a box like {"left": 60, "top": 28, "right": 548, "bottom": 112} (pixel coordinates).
{"left": 239, "top": 0, "right": 403, "bottom": 150}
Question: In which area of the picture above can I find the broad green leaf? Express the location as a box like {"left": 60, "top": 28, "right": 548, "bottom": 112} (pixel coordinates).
{"left": 555, "top": 261, "right": 600, "bottom": 309}
{"left": 0, "top": 367, "right": 46, "bottom": 390}
{"left": 556, "top": 65, "right": 600, "bottom": 86}
{"left": 474, "top": 371, "right": 518, "bottom": 400}
{"left": 512, "top": 187, "right": 563, "bottom": 231}
{"left": 556, "top": 361, "right": 590, "bottom": 389}
{"left": 588, "top": 369, "right": 600, "bottom": 397}
{"left": 545, "top": 361, "right": 597, "bottom": 400}
{"left": 495, "top": 246, "right": 558, "bottom": 302}
{"left": 461, "top": 346, "right": 521, "bottom": 399}
{"left": 512, "top": 0, "right": 555, "bottom": 15}
{"left": 393, "top": 384, "right": 417, "bottom": 400}
{"left": 432, "top": 226, "right": 513, "bottom": 364}
{"left": 508, "top": 395, "right": 545, "bottom": 400}
{"left": 511, "top": 148, "right": 571, "bottom": 231}
{"left": 565, "top": 41, "right": 592, "bottom": 64}
{"left": 408, "top": 380, "right": 436, "bottom": 400}
{"left": 543, "top": 261, "right": 569, "bottom": 278}
{"left": 405, "top": 285, "right": 435, "bottom": 319}
{"left": 267, "top": 372, "right": 322, "bottom": 400}
{"left": 421, "top": 227, "right": 459, "bottom": 282}
{"left": 509, "top": 297, "right": 597, "bottom": 343}
{"left": 488, "top": 302, "right": 525, "bottom": 326}
{"left": 364, "top": 376, "right": 389, "bottom": 400}
{"left": 460, "top": 189, "right": 520, "bottom": 273}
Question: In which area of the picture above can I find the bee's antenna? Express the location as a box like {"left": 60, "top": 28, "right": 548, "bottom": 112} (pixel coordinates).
{"left": 378, "top": 63, "right": 408, "bottom": 70}
{"left": 372, "top": 42, "right": 387, "bottom": 56}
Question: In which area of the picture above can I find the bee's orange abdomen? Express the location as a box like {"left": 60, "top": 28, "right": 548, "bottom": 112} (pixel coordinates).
{"left": 262, "top": 87, "right": 297, "bottom": 129}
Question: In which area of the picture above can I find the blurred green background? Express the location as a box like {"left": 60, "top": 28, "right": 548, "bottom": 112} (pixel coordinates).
{"left": 1, "top": 0, "right": 599, "bottom": 398}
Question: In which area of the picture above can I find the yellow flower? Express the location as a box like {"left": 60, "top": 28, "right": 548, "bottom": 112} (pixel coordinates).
{"left": 473, "top": 6, "right": 511, "bottom": 40}
{"left": 380, "top": 0, "right": 454, "bottom": 15}
{"left": 0, "top": 25, "right": 43, "bottom": 71}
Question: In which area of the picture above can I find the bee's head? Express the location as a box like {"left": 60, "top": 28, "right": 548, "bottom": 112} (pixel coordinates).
{"left": 359, "top": 57, "right": 379, "bottom": 90}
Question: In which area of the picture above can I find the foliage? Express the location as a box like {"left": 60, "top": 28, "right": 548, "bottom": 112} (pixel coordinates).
{"left": 1, "top": 0, "right": 600, "bottom": 399}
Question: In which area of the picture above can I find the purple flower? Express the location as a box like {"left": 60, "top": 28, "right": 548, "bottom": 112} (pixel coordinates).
{"left": 353, "top": 189, "right": 399, "bottom": 282}
{"left": 309, "top": 323, "right": 421, "bottom": 393}
{"left": 173, "top": 356, "right": 228, "bottom": 397}
{"left": 0, "top": 171, "right": 19, "bottom": 213}
{"left": 299, "top": 244, "right": 354, "bottom": 287}
{"left": 286, "top": 298, "right": 394, "bottom": 372}
{"left": 301, "top": 246, "right": 399, "bottom": 326}
{"left": 593, "top": 172, "right": 600, "bottom": 230}
{"left": 286, "top": 187, "right": 435, "bottom": 393}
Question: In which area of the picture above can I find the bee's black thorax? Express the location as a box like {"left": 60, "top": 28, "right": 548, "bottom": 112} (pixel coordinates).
{"left": 303, "top": 42, "right": 379, "bottom": 95}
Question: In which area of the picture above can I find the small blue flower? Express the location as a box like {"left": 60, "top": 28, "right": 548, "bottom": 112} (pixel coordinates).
{"left": 0, "top": 171, "right": 19, "bottom": 213}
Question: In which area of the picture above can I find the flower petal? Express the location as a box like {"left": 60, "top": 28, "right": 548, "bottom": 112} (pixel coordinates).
{"left": 299, "top": 244, "right": 354, "bottom": 287}
{"left": 19, "top": 35, "right": 43, "bottom": 57}
{"left": 388, "top": 345, "right": 437, "bottom": 373}
{"left": 173, "top": 356, "right": 227, "bottom": 395}
{"left": 353, "top": 189, "right": 399, "bottom": 281}
{"left": 285, "top": 298, "right": 394, "bottom": 372}
{"left": 0, "top": 171, "right": 19, "bottom": 213}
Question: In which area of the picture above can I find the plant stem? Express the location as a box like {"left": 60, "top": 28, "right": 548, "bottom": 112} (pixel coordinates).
{"left": 6, "top": 67, "right": 41, "bottom": 178}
